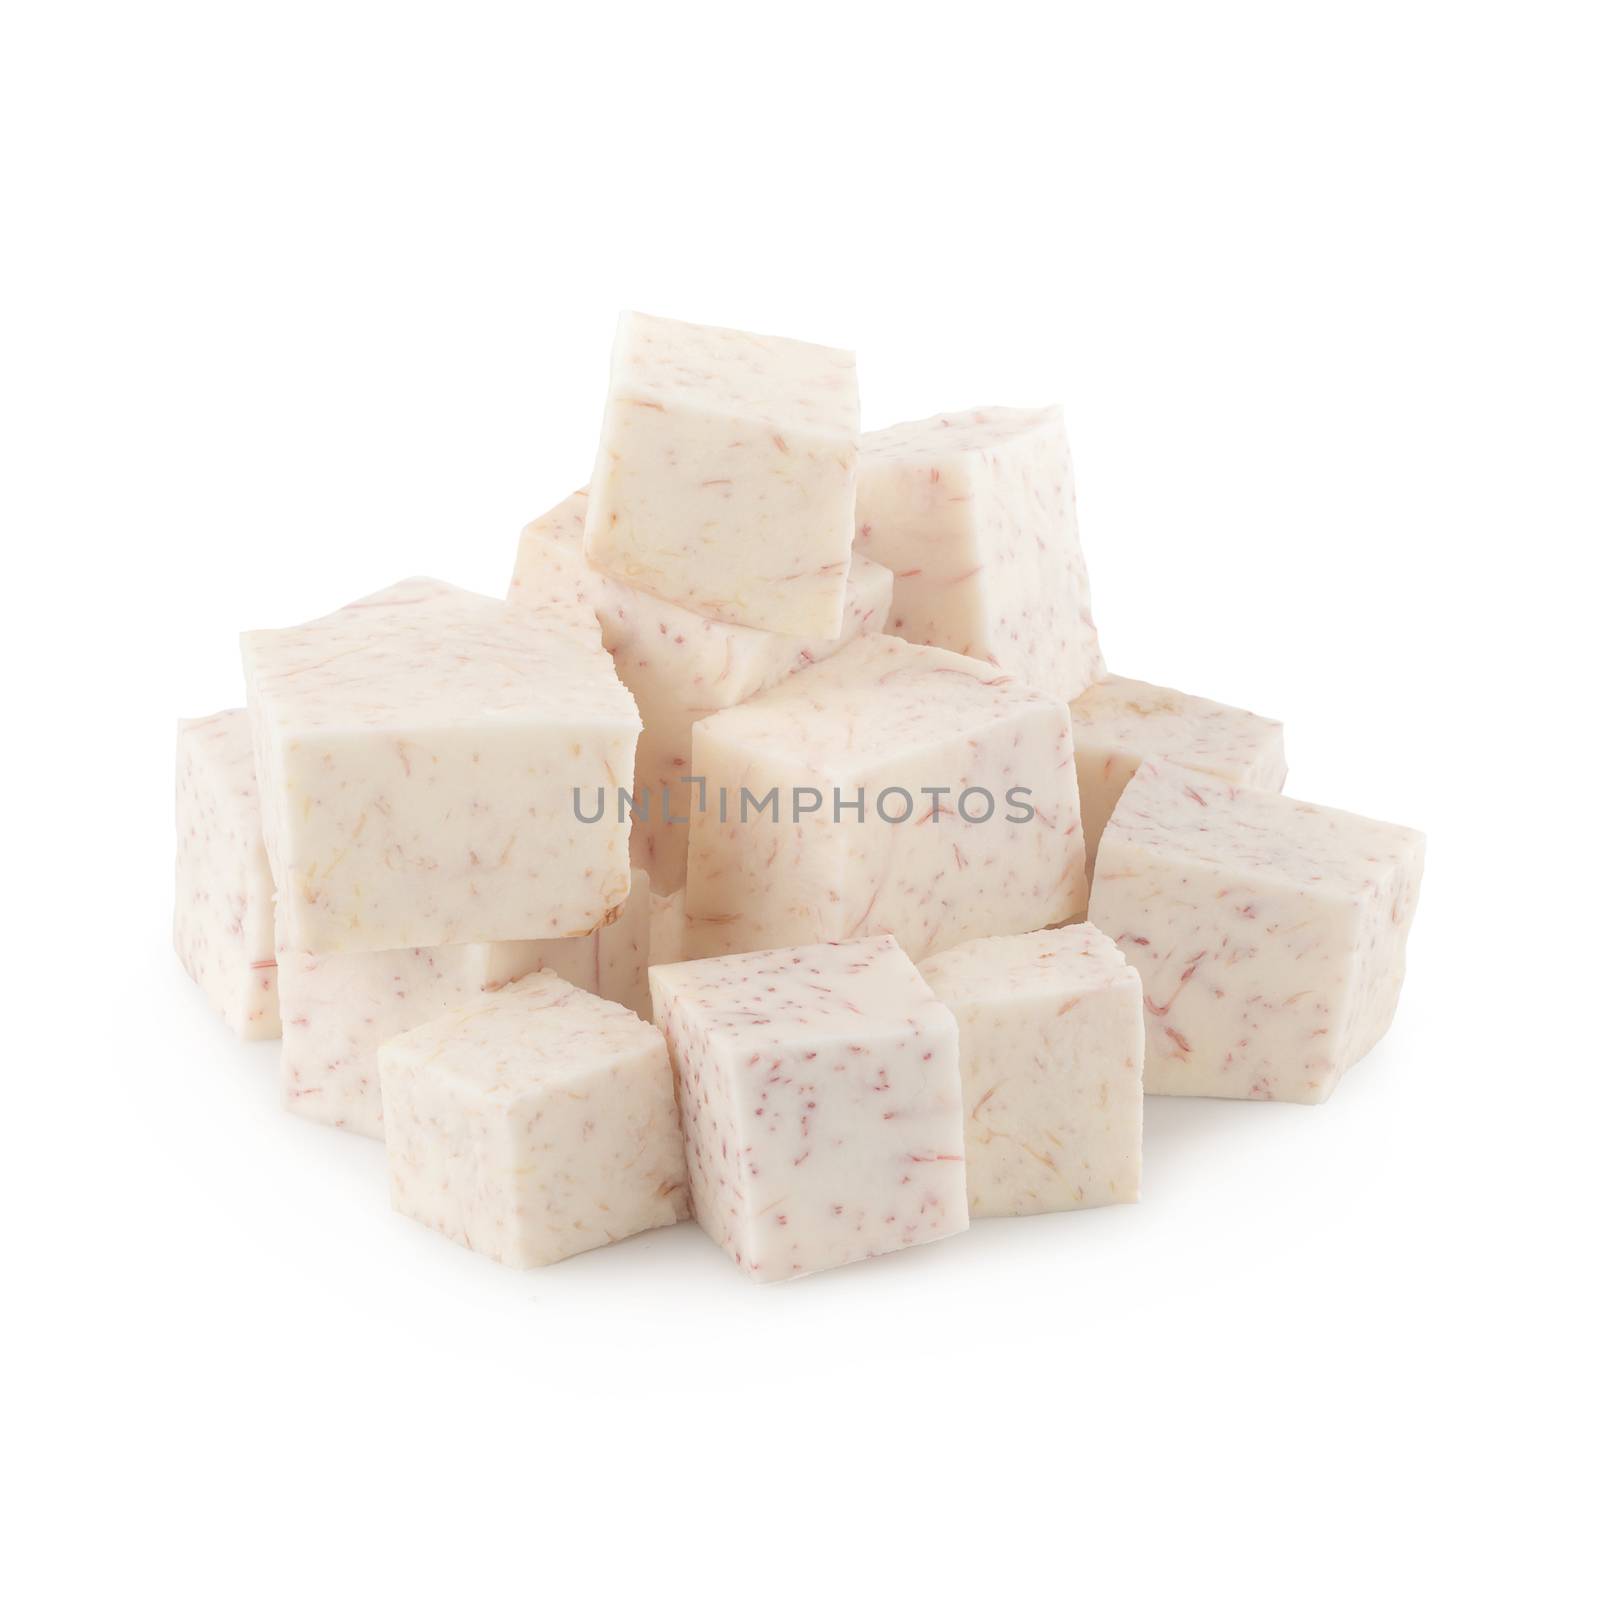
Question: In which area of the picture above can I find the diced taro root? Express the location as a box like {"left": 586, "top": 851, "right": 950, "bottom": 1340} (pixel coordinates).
{"left": 511, "top": 489, "right": 892, "bottom": 892}
{"left": 279, "top": 871, "right": 651, "bottom": 1138}
{"left": 919, "top": 925, "right": 1143, "bottom": 1218}
{"left": 855, "top": 406, "right": 1105, "bottom": 702}
{"left": 685, "top": 634, "right": 1088, "bottom": 961}
{"left": 242, "top": 577, "right": 640, "bottom": 955}
{"left": 1070, "top": 673, "right": 1288, "bottom": 878}
{"left": 1089, "top": 761, "right": 1425, "bottom": 1103}
{"left": 174, "top": 709, "right": 280, "bottom": 1040}
{"left": 583, "top": 312, "right": 860, "bottom": 637}
{"left": 649, "top": 936, "right": 968, "bottom": 1282}
{"left": 378, "top": 972, "right": 687, "bottom": 1268}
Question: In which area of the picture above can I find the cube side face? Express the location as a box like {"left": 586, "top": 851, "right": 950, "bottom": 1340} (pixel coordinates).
{"left": 833, "top": 707, "right": 1087, "bottom": 960}
{"left": 685, "top": 701, "right": 1087, "bottom": 962}
{"left": 502, "top": 1041, "right": 688, "bottom": 1266}
{"left": 278, "top": 943, "right": 487, "bottom": 1138}
{"left": 652, "top": 962, "right": 967, "bottom": 1282}
{"left": 855, "top": 451, "right": 990, "bottom": 656}
{"left": 968, "top": 421, "right": 1105, "bottom": 702}
{"left": 379, "top": 1052, "right": 524, "bottom": 1267}
{"left": 1239, "top": 731, "right": 1290, "bottom": 795}
{"left": 856, "top": 416, "right": 1104, "bottom": 701}
{"left": 174, "top": 713, "right": 280, "bottom": 1040}
{"left": 727, "top": 1014, "right": 967, "bottom": 1282}
{"left": 1089, "top": 841, "right": 1363, "bottom": 1103}
{"left": 934, "top": 975, "right": 1144, "bottom": 1219}
{"left": 1074, "top": 745, "right": 1146, "bottom": 883}
{"left": 648, "top": 890, "right": 688, "bottom": 975}
{"left": 270, "top": 719, "right": 635, "bottom": 953}
{"left": 1342, "top": 834, "right": 1426, "bottom": 1071}
{"left": 649, "top": 971, "right": 749, "bottom": 1264}
{"left": 585, "top": 396, "right": 857, "bottom": 638}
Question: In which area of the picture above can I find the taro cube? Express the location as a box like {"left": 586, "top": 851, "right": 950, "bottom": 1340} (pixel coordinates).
{"left": 1089, "top": 760, "right": 1425, "bottom": 1103}
{"left": 919, "top": 925, "right": 1143, "bottom": 1217}
{"left": 242, "top": 577, "right": 640, "bottom": 954}
{"left": 649, "top": 936, "right": 967, "bottom": 1282}
{"left": 174, "top": 709, "right": 279, "bottom": 1039}
{"left": 379, "top": 972, "right": 687, "bottom": 1268}
{"left": 685, "top": 634, "right": 1088, "bottom": 961}
{"left": 583, "top": 312, "right": 860, "bottom": 637}
{"left": 855, "top": 406, "right": 1105, "bottom": 701}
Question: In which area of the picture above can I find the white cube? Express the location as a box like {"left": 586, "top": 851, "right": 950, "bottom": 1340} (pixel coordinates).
{"left": 1071, "top": 674, "right": 1287, "bottom": 877}
{"left": 379, "top": 972, "right": 687, "bottom": 1269}
{"left": 919, "top": 925, "right": 1143, "bottom": 1218}
{"left": 1089, "top": 761, "right": 1425, "bottom": 1103}
{"left": 279, "top": 871, "right": 651, "bottom": 1138}
{"left": 242, "top": 577, "right": 640, "bottom": 954}
{"left": 512, "top": 489, "right": 892, "bottom": 892}
{"left": 650, "top": 937, "right": 968, "bottom": 1282}
{"left": 855, "top": 406, "right": 1105, "bottom": 701}
{"left": 686, "top": 634, "right": 1088, "bottom": 961}
{"left": 583, "top": 312, "right": 860, "bottom": 637}
{"left": 174, "top": 709, "right": 279, "bottom": 1040}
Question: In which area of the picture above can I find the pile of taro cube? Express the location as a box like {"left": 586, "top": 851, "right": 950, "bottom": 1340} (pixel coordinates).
{"left": 174, "top": 312, "right": 1425, "bottom": 1283}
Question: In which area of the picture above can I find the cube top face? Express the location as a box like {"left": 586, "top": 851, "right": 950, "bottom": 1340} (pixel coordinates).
{"left": 242, "top": 577, "right": 634, "bottom": 738}
{"left": 379, "top": 970, "right": 660, "bottom": 1102}
{"left": 858, "top": 404, "right": 1059, "bottom": 464}
{"left": 1071, "top": 674, "right": 1287, "bottom": 788}
{"left": 855, "top": 405, "right": 1105, "bottom": 703}
{"left": 584, "top": 315, "right": 860, "bottom": 638}
{"left": 1104, "top": 760, "right": 1423, "bottom": 904}
{"left": 177, "top": 706, "right": 260, "bottom": 800}
{"left": 694, "top": 633, "right": 1061, "bottom": 785}
{"left": 611, "top": 312, "right": 859, "bottom": 438}
{"left": 919, "top": 923, "right": 1138, "bottom": 1011}
{"left": 651, "top": 935, "right": 951, "bottom": 1050}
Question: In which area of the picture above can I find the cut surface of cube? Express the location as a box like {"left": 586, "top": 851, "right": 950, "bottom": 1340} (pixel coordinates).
{"left": 242, "top": 577, "right": 639, "bottom": 954}
{"left": 583, "top": 312, "right": 860, "bottom": 637}
{"left": 855, "top": 406, "right": 1105, "bottom": 702}
{"left": 649, "top": 937, "right": 967, "bottom": 1282}
{"left": 1071, "top": 673, "right": 1287, "bottom": 878}
{"left": 919, "top": 925, "right": 1143, "bottom": 1218}
{"left": 685, "top": 634, "right": 1088, "bottom": 961}
{"left": 512, "top": 489, "right": 892, "bottom": 892}
{"left": 174, "top": 709, "right": 280, "bottom": 1040}
{"left": 1089, "top": 761, "right": 1424, "bottom": 1103}
{"left": 279, "top": 871, "right": 651, "bottom": 1139}
{"left": 378, "top": 972, "right": 687, "bottom": 1268}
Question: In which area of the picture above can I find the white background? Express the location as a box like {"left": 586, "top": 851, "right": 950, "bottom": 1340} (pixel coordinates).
{"left": 5, "top": 2, "right": 1596, "bottom": 1595}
